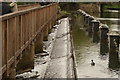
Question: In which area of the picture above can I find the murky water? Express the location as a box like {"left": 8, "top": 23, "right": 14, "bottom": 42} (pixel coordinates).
{"left": 70, "top": 9, "right": 120, "bottom": 78}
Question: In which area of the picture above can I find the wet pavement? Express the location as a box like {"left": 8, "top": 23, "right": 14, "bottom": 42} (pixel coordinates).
{"left": 44, "top": 18, "right": 74, "bottom": 78}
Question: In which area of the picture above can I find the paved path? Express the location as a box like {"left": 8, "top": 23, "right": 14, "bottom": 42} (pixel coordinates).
{"left": 44, "top": 18, "right": 74, "bottom": 78}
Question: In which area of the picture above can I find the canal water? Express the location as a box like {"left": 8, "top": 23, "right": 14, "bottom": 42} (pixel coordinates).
{"left": 70, "top": 9, "right": 120, "bottom": 78}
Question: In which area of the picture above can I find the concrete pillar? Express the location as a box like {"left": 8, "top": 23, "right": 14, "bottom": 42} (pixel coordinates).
{"left": 88, "top": 16, "right": 94, "bottom": 37}
{"left": 100, "top": 24, "right": 109, "bottom": 55}
{"left": 43, "top": 25, "right": 48, "bottom": 41}
{"left": 16, "top": 41, "right": 35, "bottom": 74}
{"left": 35, "top": 32, "right": 43, "bottom": 53}
{"left": 48, "top": 22, "right": 52, "bottom": 34}
{"left": 108, "top": 31, "right": 119, "bottom": 70}
{"left": 92, "top": 20, "right": 100, "bottom": 43}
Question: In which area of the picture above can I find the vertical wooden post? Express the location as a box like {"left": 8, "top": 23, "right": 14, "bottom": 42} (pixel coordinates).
{"left": 2, "top": 21, "right": 8, "bottom": 80}
{"left": 99, "top": 24, "right": 109, "bottom": 55}
{"left": 0, "top": 21, "right": 2, "bottom": 80}
{"left": 108, "top": 31, "right": 119, "bottom": 70}
{"left": 92, "top": 20, "right": 100, "bottom": 43}
{"left": 43, "top": 26, "right": 48, "bottom": 41}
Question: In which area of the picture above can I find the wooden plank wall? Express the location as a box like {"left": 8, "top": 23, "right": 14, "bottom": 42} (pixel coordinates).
{"left": 0, "top": 3, "right": 58, "bottom": 75}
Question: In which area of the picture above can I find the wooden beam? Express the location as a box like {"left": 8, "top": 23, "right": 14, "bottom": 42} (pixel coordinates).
{"left": 0, "top": 21, "right": 2, "bottom": 79}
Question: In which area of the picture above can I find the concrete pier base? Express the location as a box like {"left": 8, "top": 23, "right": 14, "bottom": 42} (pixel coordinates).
{"left": 108, "top": 31, "right": 119, "bottom": 70}
{"left": 43, "top": 26, "right": 48, "bottom": 41}
{"left": 100, "top": 24, "right": 109, "bottom": 55}
{"left": 35, "top": 32, "right": 43, "bottom": 53}
{"left": 92, "top": 20, "right": 100, "bottom": 43}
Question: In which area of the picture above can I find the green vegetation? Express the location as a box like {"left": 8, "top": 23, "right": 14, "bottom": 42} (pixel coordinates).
{"left": 102, "top": 4, "right": 120, "bottom": 11}
{"left": 60, "top": 10, "right": 68, "bottom": 14}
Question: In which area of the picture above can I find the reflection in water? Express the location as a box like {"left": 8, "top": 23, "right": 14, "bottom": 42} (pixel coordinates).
{"left": 70, "top": 10, "right": 119, "bottom": 77}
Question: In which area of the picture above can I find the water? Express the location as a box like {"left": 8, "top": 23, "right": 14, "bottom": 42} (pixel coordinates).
{"left": 70, "top": 9, "right": 120, "bottom": 78}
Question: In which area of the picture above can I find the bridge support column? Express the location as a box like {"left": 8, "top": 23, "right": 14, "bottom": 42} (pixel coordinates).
{"left": 108, "top": 31, "right": 119, "bottom": 70}
{"left": 43, "top": 25, "right": 48, "bottom": 41}
{"left": 92, "top": 20, "right": 100, "bottom": 43}
{"left": 100, "top": 24, "right": 109, "bottom": 55}
{"left": 35, "top": 32, "right": 43, "bottom": 53}
{"left": 16, "top": 41, "right": 35, "bottom": 74}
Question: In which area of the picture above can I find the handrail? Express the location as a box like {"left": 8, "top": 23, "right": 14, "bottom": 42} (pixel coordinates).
{"left": 0, "top": 3, "right": 57, "bottom": 21}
